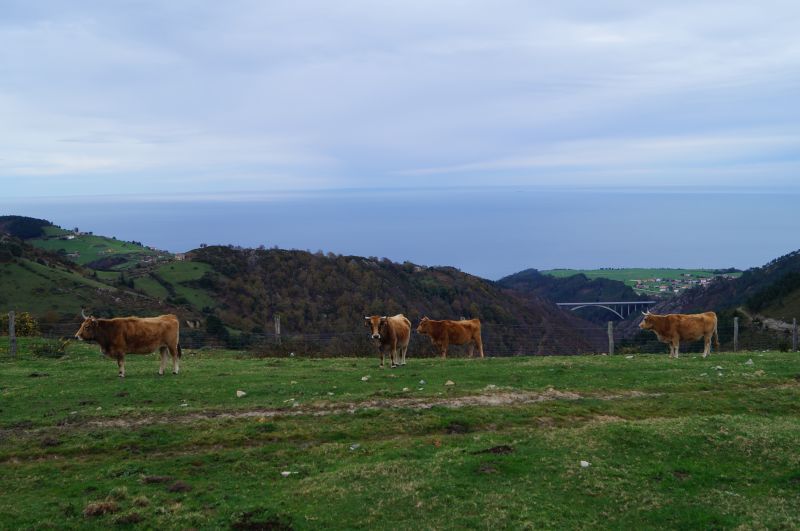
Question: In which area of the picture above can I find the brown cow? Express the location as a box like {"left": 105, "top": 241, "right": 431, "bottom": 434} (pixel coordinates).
{"left": 75, "top": 311, "right": 182, "bottom": 377}
{"left": 364, "top": 314, "right": 411, "bottom": 368}
{"left": 416, "top": 317, "right": 485, "bottom": 359}
{"left": 638, "top": 311, "right": 719, "bottom": 358}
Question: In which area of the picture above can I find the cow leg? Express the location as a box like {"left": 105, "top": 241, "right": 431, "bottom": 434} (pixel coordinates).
{"left": 117, "top": 355, "right": 125, "bottom": 378}
{"left": 440, "top": 340, "right": 448, "bottom": 359}
{"left": 467, "top": 342, "right": 474, "bottom": 358}
{"left": 379, "top": 348, "right": 385, "bottom": 368}
{"left": 168, "top": 344, "right": 180, "bottom": 374}
{"left": 401, "top": 345, "right": 408, "bottom": 365}
{"left": 702, "top": 335, "right": 711, "bottom": 358}
{"left": 673, "top": 342, "right": 680, "bottom": 358}
{"left": 159, "top": 347, "right": 168, "bottom": 375}
{"left": 390, "top": 339, "right": 398, "bottom": 368}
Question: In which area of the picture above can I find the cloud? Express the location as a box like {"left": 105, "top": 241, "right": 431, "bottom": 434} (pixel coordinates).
{"left": 1, "top": 1, "right": 799, "bottom": 196}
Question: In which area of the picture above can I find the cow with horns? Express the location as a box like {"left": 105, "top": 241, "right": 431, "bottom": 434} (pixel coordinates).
{"left": 364, "top": 314, "right": 411, "bottom": 368}
{"left": 75, "top": 310, "right": 182, "bottom": 377}
{"left": 638, "top": 310, "right": 719, "bottom": 358}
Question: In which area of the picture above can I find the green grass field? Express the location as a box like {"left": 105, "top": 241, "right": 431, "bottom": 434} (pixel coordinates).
{"left": 29, "top": 227, "right": 167, "bottom": 269}
{"left": 135, "top": 262, "right": 216, "bottom": 308}
{"left": 0, "top": 259, "right": 117, "bottom": 315}
{"left": 1, "top": 341, "right": 799, "bottom": 529}
{"left": 543, "top": 268, "right": 726, "bottom": 283}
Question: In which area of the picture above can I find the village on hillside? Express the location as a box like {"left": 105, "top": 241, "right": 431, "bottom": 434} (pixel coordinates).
{"left": 633, "top": 272, "right": 739, "bottom": 297}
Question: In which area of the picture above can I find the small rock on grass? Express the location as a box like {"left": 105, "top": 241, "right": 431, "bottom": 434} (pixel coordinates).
{"left": 236, "top": 390, "right": 247, "bottom": 398}
{"left": 445, "top": 380, "right": 455, "bottom": 386}
{"left": 361, "top": 375, "right": 370, "bottom": 382}
{"left": 745, "top": 359, "right": 754, "bottom": 365}
{"left": 580, "top": 460, "right": 591, "bottom": 468}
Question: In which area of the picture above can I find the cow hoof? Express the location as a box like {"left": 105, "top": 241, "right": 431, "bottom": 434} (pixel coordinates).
{"left": 173, "top": 371, "right": 178, "bottom": 375}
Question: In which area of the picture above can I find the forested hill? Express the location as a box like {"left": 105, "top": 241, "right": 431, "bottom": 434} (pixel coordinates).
{"left": 649, "top": 249, "right": 800, "bottom": 317}
{"left": 187, "top": 246, "right": 600, "bottom": 355}
{"left": 0, "top": 215, "right": 52, "bottom": 239}
{"left": 497, "top": 268, "right": 644, "bottom": 324}
{"left": 497, "top": 268, "right": 643, "bottom": 302}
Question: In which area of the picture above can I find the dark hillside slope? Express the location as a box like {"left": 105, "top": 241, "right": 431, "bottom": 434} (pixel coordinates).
{"left": 647, "top": 249, "right": 800, "bottom": 316}
{"left": 188, "top": 246, "right": 601, "bottom": 355}
{"left": 0, "top": 215, "right": 52, "bottom": 239}
{"left": 498, "top": 269, "right": 644, "bottom": 324}
{"left": 616, "top": 249, "right": 800, "bottom": 343}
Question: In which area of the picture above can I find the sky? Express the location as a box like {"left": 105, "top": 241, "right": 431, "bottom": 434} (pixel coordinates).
{"left": 2, "top": 1, "right": 800, "bottom": 198}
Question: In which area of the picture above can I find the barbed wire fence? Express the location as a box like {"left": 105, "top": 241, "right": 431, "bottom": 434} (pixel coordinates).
{"left": 1, "top": 311, "right": 798, "bottom": 359}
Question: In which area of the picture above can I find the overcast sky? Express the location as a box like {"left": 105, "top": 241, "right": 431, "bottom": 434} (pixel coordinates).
{"left": 2, "top": 1, "right": 800, "bottom": 198}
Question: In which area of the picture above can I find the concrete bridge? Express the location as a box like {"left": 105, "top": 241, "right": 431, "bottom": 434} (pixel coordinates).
{"left": 556, "top": 301, "right": 658, "bottom": 320}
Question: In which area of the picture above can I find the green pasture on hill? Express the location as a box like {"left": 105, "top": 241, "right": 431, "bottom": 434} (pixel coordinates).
{"left": 543, "top": 268, "right": 737, "bottom": 284}
{"left": 1, "top": 340, "right": 800, "bottom": 529}
{"left": 0, "top": 258, "right": 114, "bottom": 315}
{"left": 28, "top": 226, "right": 165, "bottom": 269}
{"left": 133, "top": 261, "right": 216, "bottom": 308}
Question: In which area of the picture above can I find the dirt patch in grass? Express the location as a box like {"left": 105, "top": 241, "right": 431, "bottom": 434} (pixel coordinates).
{"left": 166, "top": 480, "right": 192, "bottom": 493}
{"left": 141, "top": 475, "right": 174, "bottom": 484}
{"left": 113, "top": 511, "right": 144, "bottom": 524}
{"left": 445, "top": 422, "right": 470, "bottom": 434}
{"left": 478, "top": 463, "right": 499, "bottom": 474}
{"left": 40, "top": 436, "right": 61, "bottom": 447}
{"left": 472, "top": 445, "right": 514, "bottom": 455}
{"left": 232, "top": 510, "right": 293, "bottom": 530}
{"left": 66, "top": 388, "right": 662, "bottom": 431}
{"left": 673, "top": 469, "right": 691, "bottom": 480}
{"left": 83, "top": 500, "right": 119, "bottom": 517}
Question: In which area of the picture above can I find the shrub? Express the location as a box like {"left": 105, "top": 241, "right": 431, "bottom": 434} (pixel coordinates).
{"left": 0, "top": 312, "right": 40, "bottom": 336}
{"left": 31, "top": 339, "right": 68, "bottom": 358}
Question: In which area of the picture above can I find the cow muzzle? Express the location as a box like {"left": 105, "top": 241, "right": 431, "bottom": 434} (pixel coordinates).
{"left": 371, "top": 334, "right": 381, "bottom": 340}
{"left": 74, "top": 334, "right": 83, "bottom": 341}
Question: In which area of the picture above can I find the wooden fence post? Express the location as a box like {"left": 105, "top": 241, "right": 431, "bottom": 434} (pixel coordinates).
{"left": 733, "top": 317, "right": 739, "bottom": 352}
{"left": 793, "top": 318, "right": 797, "bottom": 352}
{"left": 274, "top": 315, "right": 281, "bottom": 345}
{"left": 9, "top": 311, "right": 17, "bottom": 358}
{"left": 607, "top": 321, "right": 614, "bottom": 355}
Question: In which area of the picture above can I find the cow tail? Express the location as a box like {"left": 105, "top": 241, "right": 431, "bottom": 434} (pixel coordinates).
{"left": 713, "top": 322, "right": 720, "bottom": 350}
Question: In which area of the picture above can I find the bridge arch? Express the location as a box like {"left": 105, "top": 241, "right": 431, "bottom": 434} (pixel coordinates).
{"left": 555, "top": 301, "right": 658, "bottom": 320}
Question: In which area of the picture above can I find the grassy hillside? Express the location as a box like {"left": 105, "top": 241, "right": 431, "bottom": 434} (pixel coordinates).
{"left": 28, "top": 226, "right": 169, "bottom": 270}
{"left": 0, "top": 258, "right": 114, "bottom": 316}
{"left": 1, "top": 341, "right": 799, "bottom": 528}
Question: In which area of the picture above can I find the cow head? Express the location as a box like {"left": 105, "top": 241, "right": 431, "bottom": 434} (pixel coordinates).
{"left": 639, "top": 311, "right": 654, "bottom": 330}
{"left": 416, "top": 316, "right": 431, "bottom": 335}
{"left": 75, "top": 309, "right": 98, "bottom": 341}
{"left": 364, "top": 315, "right": 387, "bottom": 340}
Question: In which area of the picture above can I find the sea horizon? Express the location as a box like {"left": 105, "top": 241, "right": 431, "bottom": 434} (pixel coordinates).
{"left": 3, "top": 185, "right": 798, "bottom": 280}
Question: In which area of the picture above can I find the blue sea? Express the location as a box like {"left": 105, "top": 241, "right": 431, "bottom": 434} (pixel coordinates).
{"left": 3, "top": 187, "right": 798, "bottom": 280}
